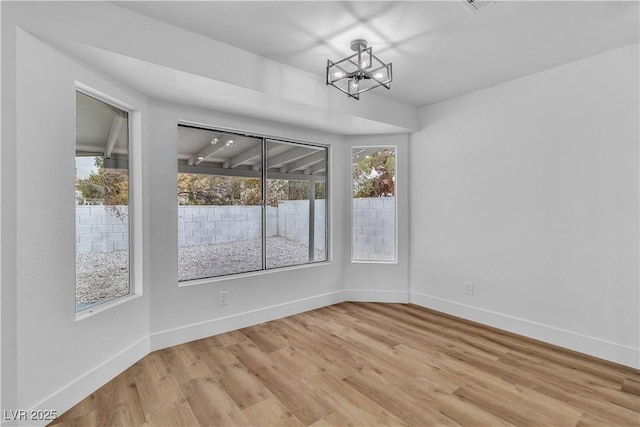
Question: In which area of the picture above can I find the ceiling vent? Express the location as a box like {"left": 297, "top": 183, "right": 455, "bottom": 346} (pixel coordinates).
{"left": 462, "top": 0, "right": 496, "bottom": 12}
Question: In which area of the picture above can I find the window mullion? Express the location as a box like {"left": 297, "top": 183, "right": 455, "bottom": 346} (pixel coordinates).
{"left": 261, "top": 138, "right": 267, "bottom": 271}
{"left": 308, "top": 179, "right": 315, "bottom": 262}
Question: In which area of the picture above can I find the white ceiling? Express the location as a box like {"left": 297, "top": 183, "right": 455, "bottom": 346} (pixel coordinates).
{"left": 115, "top": 1, "right": 639, "bottom": 108}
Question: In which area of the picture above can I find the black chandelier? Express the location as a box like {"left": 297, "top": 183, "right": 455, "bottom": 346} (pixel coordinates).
{"left": 326, "top": 39, "right": 392, "bottom": 100}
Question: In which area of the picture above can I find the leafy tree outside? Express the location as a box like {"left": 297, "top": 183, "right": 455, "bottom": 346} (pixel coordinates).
{"left": 76, "top": 159, "right": 327, "bottom": 211}
{"left": 76, "top": 156, "right": 128, "bottom": 219}
{"left": 353, "top": 148, "right": 395, "bottom": 198}
{"left": 177, "top": 174, "right": 325, "bottom": 207}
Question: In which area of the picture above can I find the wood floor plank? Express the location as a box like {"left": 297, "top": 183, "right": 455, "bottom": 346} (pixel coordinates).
{"left": 242, "top": 398, "right": 304, "bottom": 426}
{"left": 217, "top": 362, "right": 272, "bottom": 411}
{"left": 228, "top": 342, "right": 334, "bottom": 425}
{"left": 91, "top": 371, "right": 147, "bottom": 427}
{"left": 48, "top": 410, "right": 98, "bottom": 427}
{"left": 276, "top": 318, "right": 367, "bottom": 379}
{"left": 400, "top": 376, "right": 517, "bottom": 427}
{"left": 239, "top": 324, "right": 290, "bottom": 353}
{"left": 53, "top": 302, "right": 640, "bottom": 427}
{"left": 371, "top": 302, "right": 637, "bottom": 381}
{"left": 496, "top": 351, "right": 640, "bottom": 414}
{"left": 133, "top": 353, "right": 200, "bottom": 426}
{"left": 343, "top": 369, "right": 462, "bottom": 426}
{"left": 622, "top": 377, "right": 640, "bottom": 396}
{"left": 307, "top": 370, "right": 408, "bottom": 426}
{"left": 157, "top": 346, "right": 212, "bottom": 386}
{"left": 181, "top": 377, "right": 252, "bottom": 426}
{"left": 452, "top": 379, "right": 583, "bottom": 427}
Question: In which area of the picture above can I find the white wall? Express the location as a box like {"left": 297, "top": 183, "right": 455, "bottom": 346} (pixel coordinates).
{"left": 10, "top": 29, "right": 151, "bottom": 421}
{"left": 410, "top": 43, "right": 640, "bottom": 368}
{"left": 147, "top": 101, "right": 348, "bottom": 351}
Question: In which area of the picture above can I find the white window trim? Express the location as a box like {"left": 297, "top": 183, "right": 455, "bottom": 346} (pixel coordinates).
{"left": 351, "top": 144, "right": 398, "bottom": 264}
{"left": 75, "top": 82, "right": 143, "bottom": 320}
{"left": 176, "top": 125, "right": 330, "bottom": 283}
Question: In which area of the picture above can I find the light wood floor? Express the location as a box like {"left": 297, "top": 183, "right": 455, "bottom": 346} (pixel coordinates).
{"left": 52, "top": 302, "right": 640, "bottom": 426}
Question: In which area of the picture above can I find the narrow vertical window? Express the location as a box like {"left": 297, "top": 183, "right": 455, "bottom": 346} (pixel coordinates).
{"left": 75, "top": 91, "right": 130, "bottom": 311}
{"left": 352, "top": 146, "right": 396, "bottom": 262}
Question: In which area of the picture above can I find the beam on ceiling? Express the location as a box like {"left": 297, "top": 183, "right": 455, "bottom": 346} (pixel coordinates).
{"left": 188, "top": 141, "right": 226, "bottom": 166}
{"left": 306, "top": 161, "right": 326, "bottom": 175}
{"left": 222, "top": 145, "right": 261, "bottom": 169}
{"left": 352, "top": 147, "right": 382, "bottom": 163}
{"left": 267, "top": 147, "right": 316, "bottom": 169}
{"left": 104, "top": 115, "right": 124, "bottom": 159}
{"left": 279, "top": 151, "right": 325, "bottom": 173}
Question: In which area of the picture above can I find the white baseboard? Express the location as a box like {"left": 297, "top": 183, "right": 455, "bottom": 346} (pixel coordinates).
{"left": 150, "top": 289, "right": 409, "bottom": 353}
{"left": 150, "top": 290, "right": 346, "bottom": 351}
{"left": 344, "top": 289, "right": 410, "bottom": 303}
{"left": 410, "top": 291, "right": 640, "bottom": 369}
{"left": 22, "top": 336, "right": 150, "bottom": 427}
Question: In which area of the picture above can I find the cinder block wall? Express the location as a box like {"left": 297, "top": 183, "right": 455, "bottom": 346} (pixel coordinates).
{"left": 75, "top": 206, "right": 129, "bottom": 253}
{"left": 352, "top": 197, "right": 395, "bottom": 260}
{"left": 178, "top": 206, "right": 270, "bottom": 246}
{"left": 273, "top": 199, "right": 326, "bottom": 252}
{"left": 76, "top": 198, "right": 392, "bottom": 258}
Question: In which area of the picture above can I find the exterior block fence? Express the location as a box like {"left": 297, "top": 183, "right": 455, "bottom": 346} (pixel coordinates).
{"left": 352, "top": 197, "right": 395, "bottom": 261}
{"left": 76, "top": 206, "right": 129, "bottom": 253}
{"left": 76, "top": 197, "right": 394, "bottom": 258}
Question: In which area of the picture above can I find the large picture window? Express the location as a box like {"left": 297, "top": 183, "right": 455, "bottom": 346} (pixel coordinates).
{"left": 352, "top": 146, "right": 396, "bottom": 262}
{"left": 177, "top": 126, "right": 327, "bottom": 281}
{"left": 75, "top": 91, "right": 130, "bottom": 311}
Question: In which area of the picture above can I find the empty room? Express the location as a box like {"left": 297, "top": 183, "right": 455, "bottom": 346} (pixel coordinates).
{"left": 1, "top": 1, "right": 638, "bottom": 426}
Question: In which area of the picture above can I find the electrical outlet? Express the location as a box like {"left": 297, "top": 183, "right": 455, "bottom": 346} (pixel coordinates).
{"left": 465, "top": 282, "right": 474, "bottom": 296}
{"left": 219, "top": 291, "right": 228, "bottom": 306}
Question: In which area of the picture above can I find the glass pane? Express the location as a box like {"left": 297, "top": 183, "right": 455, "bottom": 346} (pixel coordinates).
{"left": 266, "top": 140, "right": 327, "bottom": 269}
{"left": 352, "top": 146, "right": 396, "bottom": 262}
{"left": 177, "top": 129, "right": 263, "bottom": 280}
{"left": 75, "top": 92, "right": 130, "bottom": 312}
{"left": 314, "top": 180, "right": 327, "bottom": 262}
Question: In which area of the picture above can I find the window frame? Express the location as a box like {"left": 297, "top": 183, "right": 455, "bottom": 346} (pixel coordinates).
{"left": 351, "top": 145, "right": 398, "bottom": 264}
{"left": 75, "top": 83, "right": 143, "bottom": 320}
{"left": 176, "top": 125, "right": 329, "bottom": 285}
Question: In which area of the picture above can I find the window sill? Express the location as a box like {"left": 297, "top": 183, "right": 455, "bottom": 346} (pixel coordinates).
{"left": 75, "top": 293, "right": 142, "bottom": 321}
{"left": 351, "top": 259, "right": 398, "bottom": 264}
{"left": 178, "top": 260, "right": 330, "bottom": 288}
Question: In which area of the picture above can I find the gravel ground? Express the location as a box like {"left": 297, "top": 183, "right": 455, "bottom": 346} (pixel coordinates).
{"left": 76, "top": 237, "right": 325, "bottom": 304}
{"left": 76, "top": 250, "right": 129, "bottom": 304}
